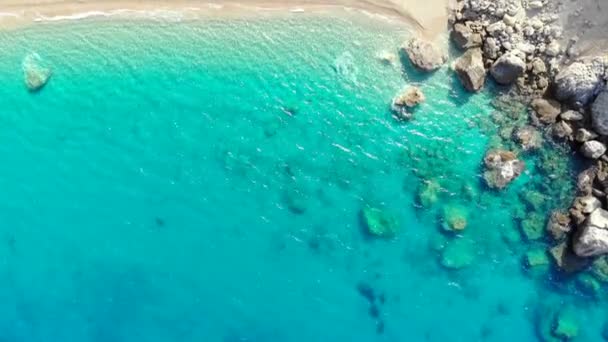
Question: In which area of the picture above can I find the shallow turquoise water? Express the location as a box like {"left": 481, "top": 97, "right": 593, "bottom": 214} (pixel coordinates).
{"left": 0, "top": 14, "right": 603, "bottom": 341}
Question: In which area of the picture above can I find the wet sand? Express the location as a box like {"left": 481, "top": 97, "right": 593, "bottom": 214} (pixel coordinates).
{"left": 0, "top": 0, "right": 450, "bottom": 38}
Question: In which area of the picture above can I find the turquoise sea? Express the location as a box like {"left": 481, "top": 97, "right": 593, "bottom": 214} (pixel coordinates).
{"left": 0, "top": 11, "right": 605, "bottom": 341}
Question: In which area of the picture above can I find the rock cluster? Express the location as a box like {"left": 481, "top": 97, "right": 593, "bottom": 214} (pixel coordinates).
{"left": 391, "top": 86, "right": 425, "bottom": 120}
{"left": 482, "top": 149, "right": 525, "bottom": 189}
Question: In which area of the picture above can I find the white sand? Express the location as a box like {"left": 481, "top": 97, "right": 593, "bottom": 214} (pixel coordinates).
{"left": 0, "top": 0, "right": 450, "bottom": 39}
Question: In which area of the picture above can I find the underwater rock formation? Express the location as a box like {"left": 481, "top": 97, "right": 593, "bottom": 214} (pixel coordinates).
{"left": 22, "top": 53, "right": 52, "bottom": 92}
{"left": 482, "top": 150, "right": 525, "bottom": 189}
{"left": 441, "top": 204, "right": 468, "bottom": 231}
{"left": 440, "top": 238, "right": 476, "bottom": 270}
{"left": 454, "top": 48, "right": 486, "bottom": 92}
{"left": 402, "top": 37, "right": 447, "bottom": 72}
{"left": 513, "top": 125, "right": 542, "bottom": 151}
{"left": 360, "top": 206, "right": 400, "bottom": 238}
{"left": 417, "top": 180, "right": 441, "bottom": 208}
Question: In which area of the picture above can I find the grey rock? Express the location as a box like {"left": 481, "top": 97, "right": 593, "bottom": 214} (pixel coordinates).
{"left": 547, "top": 211, "right": 571, "bottom": 241}
{"left": 554, "top": 57, "right": 608, "bottom": 107}
{"left": 454, "top": 48, "right": 486, "bottom": 92}
{"left": 551, "top": 121, "right": 573, "bottom": 139}
{"left": 575, "top": 128, "right": 599, "bottom": 143}
{"left": 577, "top": 167, "right": 597, "bottom": 195}
{"left": 574, "top": 196, "right": 602, "bottom": 214}
{"left": 514, "top": 125, "right": 542, "bottom": 150}
{"left": 483, "top": 37, "right": 500, "bottom": 60}
{"left": 451, "top": 23, "right": 482, "bottom": 50}
{"left": 592, "top": 89, "right": 608, "bottom": 135}
{"left": 574, "top": 208, "right": 608, "bottom": 257}
{"left": 402, "top": 37, "right": 447, "bottom": 72}
{"left": 581, "top": 140, "right": 607, "bottom": 159}
{"left": 560, "top": 110, "right": 584, "bottom": 121}
{"left": 531, "top": 98, "right": 561, "bottom": 124}
{"left": 490, "top": 50, "right": 526, "bottom": 85}
{"left": 551, "top": 242, "right": 589, "bottom": 273}
{"left": 391, "top": 87, "right": 425, "bottom": 120}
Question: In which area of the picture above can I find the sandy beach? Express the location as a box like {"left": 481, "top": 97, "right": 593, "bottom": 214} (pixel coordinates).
{"left": 0, "top": 0, "right": 450, "bottom": 38}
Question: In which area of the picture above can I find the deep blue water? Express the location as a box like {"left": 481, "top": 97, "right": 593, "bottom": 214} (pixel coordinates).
{"left": 0, "top": 13, "right": 603, "bottom": 342}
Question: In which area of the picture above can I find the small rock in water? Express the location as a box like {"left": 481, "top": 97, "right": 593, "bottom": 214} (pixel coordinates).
{"left": 360, "top": 206, "right": 400, "bottom": 238}
{"left": 22, "top": 53, "right": 52, "bottom": 92}
{"left": 417, "top": 180, "right": 441, "bottom": 207}
{"left": 441, "top": 204, "right": 468, "bottom": 231}
{"left": 402, "top": 37, "right": 447, "bottom": 72}
{"left": 531, "top": 98, "right": 561, "bottom": 125}
{"left": 440, "top": 238, "right": 476, "bottom": 270}
{"left": 375, "top": 50, "right": 398, "bottom": 66}
{"left": 391, "top": 86, "right": 425, "bottom": 120}
{"left": 483, "top": 150, "right": 525, "bottom": 190}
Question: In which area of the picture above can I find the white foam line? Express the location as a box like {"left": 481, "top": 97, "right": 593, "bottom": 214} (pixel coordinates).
{"left": 33, "top": 8, "right": 190, "bottom": 23}
{"left": 0, "top": 12, "right": 20, "bottom": 18}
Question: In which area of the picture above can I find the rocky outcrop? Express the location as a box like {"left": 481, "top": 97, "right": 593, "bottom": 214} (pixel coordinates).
{"left": 360, "top": 206, "right": 400, "bottom": 238}
{"left": 391, "top": 87, "right": 425, "bottom": 120}
{"left": 554, "top": 57, "right": 608, "bottom": 108}
{"left": 22, "top": 53, "right": 52, "bottom": 92}
{"left": 513, "top": 125, "right": 542, "bottom": 150}
{"left": 451, "top": 22, "right": 483, "bottom": 50}
{"left": 574, "top": 208, "right": 608, "bottom": 257}
{"left": 591, "top": 89, "right": 608, "bottom": 135}
{"left": 454, "top": 48, "right": 486, "bottom": 92}
{"left": 402, "top": 37, "right": 447, "bottom": 72}
{"left": 483, "top": 150, "right": 525, "bottom": 189}
{"left": 580, "top": 140, "right": 607, "bottom": 159}
{"left": 531, "top": 98, "right": 561, "bottom": 124}
{"left": 490, "top": 50, "right": 526, "bottom": 85}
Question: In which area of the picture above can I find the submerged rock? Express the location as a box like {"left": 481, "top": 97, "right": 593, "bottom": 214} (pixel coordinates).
{"left": 513, "top": 125, "right": 542, "bottom": 150}
{"left": 590, "top": 256, "right": 608, "bottom": 283}
{"left": 552, "top": 310, "right": 579, "bottom": 340}
{"left": 592, "top": 89, "right": 608, "bottom": 135}
{"left": 417, "top": 180, "right": 441, "bottom": 207}
{"left": 520, "top": 213, "right": 545, "bottom": 240}
{"left": 22, "top": 53, "right": 52, "bottom": 92}
{"left": 550, "top": 242, "right": 589, "bottom": 273}
{"left": 524, "top": 248, "right": 550, "bottom": 268}
{"left": 546, "top": 211, "right": 572, "bottom": 241}
{"left": 490, "top": 50, "right": 526, "bottom": 85}
{"left": 402, "top": 37, "right": 447, "bottom": 72}
{"left": 483, "top": 150, "right": 525, "bottom": 189}
{"left": 440, "top": 238, "right": 476, "bottom": 269}
{"left": 573, "top": 208, "right": 608, "bottom": 257}
{"left": 442, "top": 204, "right": 468, "bottom": 231}
{"left": 575, "top": 273, "right": 601, "bottom": 297}
{"left": 454, "top": 48, "right": 486, "bottom": 92}
{"left": 360, "top": 206, "right": 400, "bottom": 238}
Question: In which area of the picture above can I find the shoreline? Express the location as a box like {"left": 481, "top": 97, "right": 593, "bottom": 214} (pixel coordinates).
{"left": 0, "top": 0, "right": 449, "bottom": 38}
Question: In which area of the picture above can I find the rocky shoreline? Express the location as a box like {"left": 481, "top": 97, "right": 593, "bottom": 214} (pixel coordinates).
{"left": 395, "top": 0, "right": 608, "bottom": 277}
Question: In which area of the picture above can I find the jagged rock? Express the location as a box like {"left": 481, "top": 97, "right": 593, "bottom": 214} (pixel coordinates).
{"left": 545, "top": 41, "right": 561, "bottom": 57}
{"left": 22, "top": 53, "right": 52, "bottom": 92}
{"left": 573, "top": 208, "right": 608, "bottom": 257}
{"left": 530, "top": 57, "right": 547, "bottom": 74}
{"left": 360, "top": 206, "right": 400, "bottom": 238}
{"left": 514, "top": 125, "right": 542, "bottom": 150}
{"left": 551, "top": 121, "right": 573, "bottom": 140}
{"left": 483, "top": 37, "right": 500, "bottom": 60}
{"left": 570, "top": 208, "right": 587, "bottom": 226}
{"left": 531, "top": 98, "right": 561, "bottom": 124}
{"left": 560, "top": 110, "right": 584, "bottom": 121}
{"left": 454, "top": 48, "right": 486, "bottom": 92}
{"left": 581, "top": 140, "right": 607, "bottom": 159}
{"left": 402, "top": 37, "right": 447, "bottom": 72}
{"left": 490, "top": 50, "right": 526, "bottom": 85}
{"left": 483, "top": 150, "right": 525, "bottom": 189}
{"left": 550, "top": 242, "right": 589, "bottom": 273}
{"left": 451, "top": 22, "right": 482, "bottom": 50}
{"left": 573, "top": 196, "right": 602, "bottom": 214}
{"left": 575, "top": 128, "right": 598, "bottom": 143}
{"left": 391, "top": 87, "right": 425, "bottom": 120}
{"left": 546, "top": 211, "right": 572, "bottom": 240}
{"left": 554, "top": 56, "right": 607, "bottom": 108}
{"left": 577, "top": 167, "right": 597, "bottom": 195}
{"left": 592, "top": 89, "right": 608, "bottom": 135}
